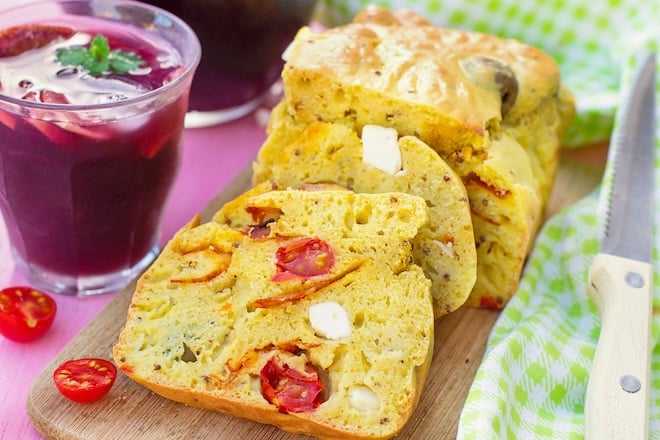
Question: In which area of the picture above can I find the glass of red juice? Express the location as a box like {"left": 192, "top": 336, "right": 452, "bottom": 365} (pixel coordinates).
{"left": 0, "top": 0, "right": 201, "bottom": 296}
{"left": 142, "top": 0, "right": 318, "bottom": 128}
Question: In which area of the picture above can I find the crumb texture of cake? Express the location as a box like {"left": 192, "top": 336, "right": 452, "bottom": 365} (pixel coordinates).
{"left": 278, "top": 5, "right": 575, "bottom": 308}
{"left": 251, "top": 118, "right": 476, "bottom": 316}
{"left": 113, "top": 188, "right": 434, "bottom": 440}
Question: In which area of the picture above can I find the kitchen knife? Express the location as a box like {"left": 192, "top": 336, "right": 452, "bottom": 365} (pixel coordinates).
{"left": 585, "top": 52, "right": 656, "bottom": 440}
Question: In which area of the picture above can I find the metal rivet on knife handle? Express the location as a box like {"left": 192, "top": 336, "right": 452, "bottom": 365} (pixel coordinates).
{"left": 625, "top": 271, "right": 645, "bottom": 289}
{"left": 620, "top": 375, "right": 642, "bottom": 394}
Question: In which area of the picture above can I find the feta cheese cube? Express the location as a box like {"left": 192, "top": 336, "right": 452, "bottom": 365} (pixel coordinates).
{"left": 308, "top": 301, "right": 352, "bottom": 340}
{"left": 361, "top": 124, "right": 402, "bottom": 175}
{"left": 348, "top": 385, "right": 381, "bottom": 412}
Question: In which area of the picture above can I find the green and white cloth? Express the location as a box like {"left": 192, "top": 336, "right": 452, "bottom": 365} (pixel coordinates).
{"left": 316, "top": 1, "right": 660, "bottom": 438}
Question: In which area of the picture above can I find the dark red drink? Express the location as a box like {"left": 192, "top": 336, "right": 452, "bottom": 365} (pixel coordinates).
{"left": 143, "top": 0, "right": 317, "bottom": 126}
{"left": 0, "top": 1, "right": 200, "bottom": 295}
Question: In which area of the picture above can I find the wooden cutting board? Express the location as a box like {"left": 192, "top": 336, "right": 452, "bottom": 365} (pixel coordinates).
{"left": 26, "top": 144, "right": 608, "bottom": 440}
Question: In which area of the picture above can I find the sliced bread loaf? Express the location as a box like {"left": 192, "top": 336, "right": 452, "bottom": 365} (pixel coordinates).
{"left": 114, "top": 188, "right": 433, "bottom": 440}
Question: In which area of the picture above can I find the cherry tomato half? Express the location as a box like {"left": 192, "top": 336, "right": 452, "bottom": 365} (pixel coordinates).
{"left": 53, "top": 358, "right": 117, "bottom": 403}
{"left": 0, "top": 286, "right": 57, "bottom": 342}
{"left": 273, "top": 237, "right": 335, "bottom": 281}
{"left": 260, "top": 356, "right": 324, "bottom": 413}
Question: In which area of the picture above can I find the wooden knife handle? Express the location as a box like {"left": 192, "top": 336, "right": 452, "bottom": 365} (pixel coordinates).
{"left": 585, "top": 253, "right": 653, "bottom": 440}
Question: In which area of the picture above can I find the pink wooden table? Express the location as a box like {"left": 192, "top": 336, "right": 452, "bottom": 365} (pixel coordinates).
{"left": 0, "top": 113, "right": 266, "bottom": 439}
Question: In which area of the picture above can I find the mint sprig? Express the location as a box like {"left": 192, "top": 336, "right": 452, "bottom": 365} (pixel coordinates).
{"left": 56, "top": 34, "right": 145, "bottom": 77}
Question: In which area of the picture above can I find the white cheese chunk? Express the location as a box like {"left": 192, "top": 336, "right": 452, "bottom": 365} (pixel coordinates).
{"left": 348, "top": 385, "right": 381, "bottom": 412}
{"left": 308, "top": 301, "right": 352, "bottom": 340}
{"left": 361, "top": 124, "right": 402, "bottom": 175}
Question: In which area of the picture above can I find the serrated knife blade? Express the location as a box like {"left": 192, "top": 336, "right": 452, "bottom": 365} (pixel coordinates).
{"left": 585, "top": 52, "right": 656, "bottom": 440}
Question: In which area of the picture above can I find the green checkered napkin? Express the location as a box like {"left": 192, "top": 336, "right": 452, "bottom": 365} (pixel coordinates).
{"left": 315, "top": 1, "right": 660, "bottom": 438}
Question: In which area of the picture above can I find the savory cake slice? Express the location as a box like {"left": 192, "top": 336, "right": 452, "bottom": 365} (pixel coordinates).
{"left": 114, "top": 188, "right": 434, "bottom": 440}
{"left": 276, "top": 6, "right": 575, "bottom": 308}
{"left": 250, "top": 118, "right": 476, "bottom": 317}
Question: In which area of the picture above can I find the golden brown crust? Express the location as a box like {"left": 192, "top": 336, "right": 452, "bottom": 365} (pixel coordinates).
{"left": 284, "top": 6, "right": 561, "bottom": 137}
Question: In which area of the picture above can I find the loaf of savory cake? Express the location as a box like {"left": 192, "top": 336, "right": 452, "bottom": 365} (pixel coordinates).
{"left": 275, "top": 6, "right": 575, "bottom": 308}
{"left": 113, "top": 187, "right": 434, "bottom": 440}
{"left": 249, "top": 118, "right": 476, "bottom": 317}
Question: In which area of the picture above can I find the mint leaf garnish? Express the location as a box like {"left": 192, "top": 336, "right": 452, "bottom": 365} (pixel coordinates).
{"left": 108, "top": 50, "right": 144, "bottom": 74}
{"left": 56, "top": 34, "right": 145, "bottom": 77}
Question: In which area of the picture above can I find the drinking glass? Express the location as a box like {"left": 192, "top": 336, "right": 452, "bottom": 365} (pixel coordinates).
{"left": 0, "top": 0, "right": 201, "bottom": 296}
{"left": 142, "top": 0, "right": 318, "bottom": 128}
